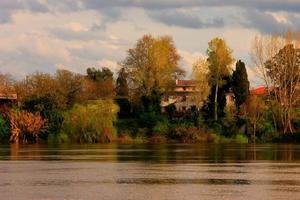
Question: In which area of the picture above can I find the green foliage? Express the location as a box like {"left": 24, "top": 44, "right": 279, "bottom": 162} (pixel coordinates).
{"left": 293, "top": 109, "right": 300, "bottom": 134}
{"left": 232, "top": 60, "right": 250, "bottom": 109}
{"left": 257, "top": 117, "right": 277, "bottom": 143}
{"left": 210, "top": 122, "right": 223, "bottom": 135}
{"left": 115, "top": 98, "right": 131, "bottom": 118}
{"left": 203, "top": 76, "right": 232, "bottom": 120}
{"left": 234, "top": 134, "right": 248, "bottom": 143}
{"left": 222, "top": 105, "right": 239, "bottom": 137}
{"left": 207, "top": 38, "right": 234, "bottom": 121}
{"left": 47, "top": 131, "right": 69, "bottom": 144}
{"left": 165, "top": 104, "right": 176, "bottom": 120}
{"left": 116, "top": 118, "right": 139, "bottom": 137}
{"left": 86, "top": 67, "right": 113, "bottom": 82}
{"left": 0, "top": 115, "right": 10, "bottom": 143}
{"left": 61, "top": 100, "right": 119, "bottom": 143}
{"left": 153, "top": 118, "right": 169, "bottom": 135}
{"left": 136, "top": 90, "right": 164, "bottom": 133}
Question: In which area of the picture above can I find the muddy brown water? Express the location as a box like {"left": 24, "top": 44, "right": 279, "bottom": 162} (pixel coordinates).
{"left": 0, "top": 143, "right": 300, "bottom": 200}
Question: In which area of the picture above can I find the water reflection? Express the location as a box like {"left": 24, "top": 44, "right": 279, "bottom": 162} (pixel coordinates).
{"left": 0, "top": 143, "right": 300, "bottom": 162}
{"left": 1, "top": 144, "right": 300, "bottom": 200}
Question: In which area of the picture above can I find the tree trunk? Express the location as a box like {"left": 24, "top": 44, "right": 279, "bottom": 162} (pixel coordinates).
{"left": 214, "top": 83, "right": 219, "bottom": 121}
{"left": 253, "top": 123, "right": 256, "bottom": 144}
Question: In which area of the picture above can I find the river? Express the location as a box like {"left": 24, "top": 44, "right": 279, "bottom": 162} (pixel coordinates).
{"left": 0, "top": 143, "right": 300, "bottom": 200}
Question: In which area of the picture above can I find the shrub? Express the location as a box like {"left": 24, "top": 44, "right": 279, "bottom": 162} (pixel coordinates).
{"left": 61, "top": 100, "right": 119, "bottom": 143}
{"left": 153, "top": 118, "right": 169, "bottom": 135}
{"left": 9, "top": 110, "right": 46, "bottom": 143}
{"left": 116, "top": 118, "right": 139, "bottom": 137}
{"left": 234, "top": 134, "right": 248, "bottom": 143}
{"left": 210, "top": 122, "right": 223, "bottom": 135}
{"left": 0, "top": 115, "right": 10, "bottom": 143}
{"left": 168, "top": 124, "right": 207, "bottom": 143}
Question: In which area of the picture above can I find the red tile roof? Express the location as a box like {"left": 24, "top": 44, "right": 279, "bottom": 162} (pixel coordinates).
{"left": 250, "top": 86, "right": 267, "bottom": 95}
{"left": 176, "top": 80, "right": 197, "bottom": 86}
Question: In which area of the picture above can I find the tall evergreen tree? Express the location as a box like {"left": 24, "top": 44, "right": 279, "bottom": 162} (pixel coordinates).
{"left": 116, "top": 67, "right": 129, "bottom": 97}
{"left": 232, "top": 60, "right": 249, "bottom": 110}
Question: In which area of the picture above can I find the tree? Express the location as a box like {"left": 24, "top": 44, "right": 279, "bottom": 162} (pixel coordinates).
{"left": 232, "top": 60, "right": 250, "bottom": 110}
{"left": 116, "top": 67, "right": 129, "bottom": 97}
{"left": 55, "top": 69, "right": 83, "bottom": 108}
{"left": 191, "top": 57, "right": 210, "bottom": 108}
{"left": 207, "top": 38, "right": 234, "bottom": 121}
{"left": 86, "top": 67, "right": 115, "bottom": 98}
{"left": 251, "top": 31, "right": 300, "bottom": 134}
{"left": 87, "top": 67, "right": 113, "bottom": 82}
{"left": 0, "top": 73, "right": 15, "bottom": 95}
{"left": 241, "top": 95, "right": 266, "bottom": 143}
{"left": 123, "top": 35, "right": 184, "bottom": 99}
{"left": 62, "top": 100, "right": 119, "bottom": 143}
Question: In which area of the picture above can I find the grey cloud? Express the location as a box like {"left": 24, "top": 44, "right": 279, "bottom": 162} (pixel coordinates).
{"left": 242, "top": 10, "right": 300, "bottom": 34}
{"left": 1, "top": 0, "right": 300, "bottom": 33}
{"left": 79, "top": 0, "right": 300, "bottom": 12}
{"left": 149, "top": 10, "right": 224, "bottom": 29}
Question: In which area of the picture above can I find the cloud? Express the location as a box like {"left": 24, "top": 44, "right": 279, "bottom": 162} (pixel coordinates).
{"left": 97, "top": 59, "right": 121, "bottom": 73}
{"left": 241, "top": 9, "right": 300, "bottom": 34}
{"left": 149, "top": 9, "right": 224, "bottom": 29}
{"left": 0, "top": 0, "right": 300, "bottom": 87}
{"left": 179, "top": 50, "right": 205, "bottom": 77}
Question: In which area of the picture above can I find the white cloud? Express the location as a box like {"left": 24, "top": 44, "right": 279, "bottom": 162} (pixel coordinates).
{"left": 179, "top": 50, "right": 205, "bottom": 77}
{"left": 97, "top": 59, "right": 120, "bottom": 72}
{"left": 64, "top": 22, "right": 88, "bottom": 32}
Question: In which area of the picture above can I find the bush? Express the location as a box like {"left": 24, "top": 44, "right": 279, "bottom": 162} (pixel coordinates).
{"left": 47, "top": 131, "right": 69, "bottom": 143}
{"left": 61, "top": 100, "right": 119, "bottom": 143}
{"left": 0, "top": 115, "right": 10, "bottom": 143}
{"left": 168, "top": 124, "right": 207, "bottom": 143}
{"left": 234, "top": 134, "right": 248, "bottom": 143}
{"left": 153, "top": 118, "right": 169, "bottom": 135}
{"left": 116, "top": 118, "right": 139, "bottom": 137}
{"left": 9, "top": 110, "right": 46, "bottom": 143}
{"left": 210, "top": 122, "right": 223, "bottom": 135}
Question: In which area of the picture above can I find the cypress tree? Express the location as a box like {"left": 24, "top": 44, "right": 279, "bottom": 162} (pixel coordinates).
{"left": 232, "top": 60, "right": 250, "bottom": 110}
{"left": 116, "top": 67, "right": 129, "bottom": 97}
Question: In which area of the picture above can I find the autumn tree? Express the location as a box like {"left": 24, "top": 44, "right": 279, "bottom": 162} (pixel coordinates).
{"left": 123, "top": 35, "right": 184, "bottom": 101}
{"left": 207, "top": 38, "right": 234, "bottom": 121}
{"left": 191, "top": 57, "right": 210, "bottom": 108}
{"left": 55, "top": 69, "right": 83, "bottom": 108}
{"left": 14, "top": 72, "right": 60, "bottom": 108}
{"left": 0, "top": 73, "right": 15, "bottom": 95}
{"left": 251, "top": 31, "right": 300, "bottom": 134}
{"left": 86, "top": 67, "right": 115, "bottom": 98}
{"left": 232, "top": 60, "right": 250, "bottom": 110}
{"left": 241, "top": 95, "right": 266, "bottom": 143}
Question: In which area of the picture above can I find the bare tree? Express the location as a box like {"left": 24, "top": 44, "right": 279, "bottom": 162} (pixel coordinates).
{"left": 251, "top": 31, "right": 300, "bottom": 134}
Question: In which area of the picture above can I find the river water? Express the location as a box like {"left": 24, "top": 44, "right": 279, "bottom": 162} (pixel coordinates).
{"left": 0, "top": 143, "right": 300, "bottom": 200}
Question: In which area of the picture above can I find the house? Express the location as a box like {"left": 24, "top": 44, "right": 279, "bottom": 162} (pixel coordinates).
{"left": 0, "top": 93, "right": 17, "bottom": 108}
{"left": 250, "top": 86, "right": 267, "bottom": 96}
{"left": 161, "top": 80, "right": 199, "bottom": 112}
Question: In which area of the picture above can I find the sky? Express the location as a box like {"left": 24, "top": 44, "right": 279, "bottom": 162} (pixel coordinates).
{"left": 0, "top": 0, "right": 299, "bottom": 86}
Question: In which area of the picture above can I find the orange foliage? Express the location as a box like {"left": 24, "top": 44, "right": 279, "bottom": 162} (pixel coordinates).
{"left": 9, "top": 110, "right": 46, "bottom": 143}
